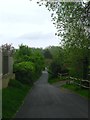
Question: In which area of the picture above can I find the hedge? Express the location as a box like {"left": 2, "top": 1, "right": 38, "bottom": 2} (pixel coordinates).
{"left": 13, "top": 62, "right": 35, "bottom": 84}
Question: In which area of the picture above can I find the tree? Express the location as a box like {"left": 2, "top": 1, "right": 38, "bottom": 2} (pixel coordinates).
{"left": 2, "top": 43, "right": 14, "bottom": 56}
{"left": 14, "top": 44, "right": 32, "bottom": 63}
{"left": 44, "top": 46, "right": 69, "bottom": 78}
{"left": 43, "top": 49, "right": 52, "bottom": 59}
{"left": 35, "top": 1, "right": 90, "bottom": 79}
{"left": 14, "top": 44, "right": 45, "bottom": 78}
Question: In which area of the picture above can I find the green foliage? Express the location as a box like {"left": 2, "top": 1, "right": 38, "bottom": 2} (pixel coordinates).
{"left": 13, "top": 45, "right": 45, "bottom": 83}
{"left": 43, "top": 48, "right": 52, "bottom": 59}
{"left": 8, "top": 79, "right": 24, "bottom": 88}
{"left": 36, "top": 1, "right": 90, "bottom": 79}
{"left": 14, "top": 44, "right": 32, "bottom": 63}
{"left": 63, "top": 47, "right": 83, "bottom": 78}
{"left": 48, "top": 75, "right": 67, "bottom": 84}
{"left": 31, "top": 49, "right": 45, "bottom": 76}
{"left": 62, "top": 84, "right": 89, "bottom": 99}
{"left": 14, "top": 62, "right": 35, "bottom": 84}
{"left": 48, "top": 77, "right": 61, "bottom": 84}
{"left": 45, "top": 46, "right": 69, "bottom": 78}
{"left": 49, "top": 60, "right": 62, "bottom": 78}
{"left": 2, "top": 80, "right": 31, "bottom": 119}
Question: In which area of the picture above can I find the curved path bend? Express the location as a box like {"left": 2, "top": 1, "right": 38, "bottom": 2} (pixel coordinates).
{"left": 15, "top": 71, "right": 88, "bottom": 118}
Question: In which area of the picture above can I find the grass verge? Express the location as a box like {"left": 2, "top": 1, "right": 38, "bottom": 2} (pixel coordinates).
{"left": 62, "top": 84, "right": 89, "bottom": 99}
{"left": 2, "top": 79, "right": 31, "bottom": 119}
{"left": 48, "top": 74, "right": 89, "bottom": 99}
{"left": 48, "top": 76, "right": 67, "bottom": 84}
{"left": 48, "top": 77, "right": 61, "bottom": 84}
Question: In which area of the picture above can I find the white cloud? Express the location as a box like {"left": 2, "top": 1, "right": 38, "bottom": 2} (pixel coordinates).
{"left": 0, "top": 0, "right": 60, "bottom": 48}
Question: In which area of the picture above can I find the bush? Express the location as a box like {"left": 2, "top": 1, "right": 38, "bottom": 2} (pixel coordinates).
{"left": 14, "top": 62, "right": 35, "bottom": 84}
{"left": 49, "top": 61, "right": 62, "bottom": 78}
{"left": 49, "top": 60, "right": 69, "bottom": 78}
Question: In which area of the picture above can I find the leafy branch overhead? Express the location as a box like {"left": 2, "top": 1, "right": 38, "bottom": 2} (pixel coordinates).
{"left": 36, "top": 1, "right": 90, "bottom": 48}
{"left": 31, "top": 0, "right": 90, "bottom": 79}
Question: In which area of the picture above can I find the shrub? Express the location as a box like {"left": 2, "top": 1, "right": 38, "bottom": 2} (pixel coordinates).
{"left": 49, "top": 60, "right": 69, "bottom": 78}
{"left": 49, "top": 61, "right": 62, "bottom": 78}
{"left": 14, "top": 62, "right": 35, "bottom": 84}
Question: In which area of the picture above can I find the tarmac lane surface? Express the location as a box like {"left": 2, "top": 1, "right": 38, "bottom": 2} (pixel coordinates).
{"left": 15, "top": 71, "right": 88, "bottom": 118}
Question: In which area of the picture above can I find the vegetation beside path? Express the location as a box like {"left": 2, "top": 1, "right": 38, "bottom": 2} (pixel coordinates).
{"left": 2, "top": 79, "right": 31, "bottom": 119}
{"left": 48, "top": 76, "right": 67, "bottom": 84}
{"left": 48, "top": 75, "right": 89, "bottom": 99}
{"left": 2, "top": 45, "right": 45, "bottom": 119}
{"left": 62, "top": 84, "right": 89, "bottom": 99}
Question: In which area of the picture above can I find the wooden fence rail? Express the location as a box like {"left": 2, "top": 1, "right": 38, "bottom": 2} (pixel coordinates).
{"left": 69, "top": 76, "right": 90, "bottom": 89}
{"left": 58, "top": 73, "right": 90, "bottom": 89}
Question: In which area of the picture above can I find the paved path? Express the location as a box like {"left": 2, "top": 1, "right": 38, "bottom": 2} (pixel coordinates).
{"left": 15, "top": 71, "right": 88, "bottom": 118}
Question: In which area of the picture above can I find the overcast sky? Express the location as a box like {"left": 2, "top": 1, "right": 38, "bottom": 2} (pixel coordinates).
{"left": 0, "top": 0, "right": 60, "bottom": 49}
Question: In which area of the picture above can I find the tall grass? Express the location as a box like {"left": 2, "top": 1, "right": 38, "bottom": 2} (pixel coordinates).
{"left": 2, "top": 79, "right": 31, "bottom": 119}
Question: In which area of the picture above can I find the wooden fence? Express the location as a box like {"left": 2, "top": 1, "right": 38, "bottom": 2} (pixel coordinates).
{"left": 68, "top": 76, "right": 90, "bottom": 89}
{"left": 58, "top": 73, "right": 90, "bottom": 89}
